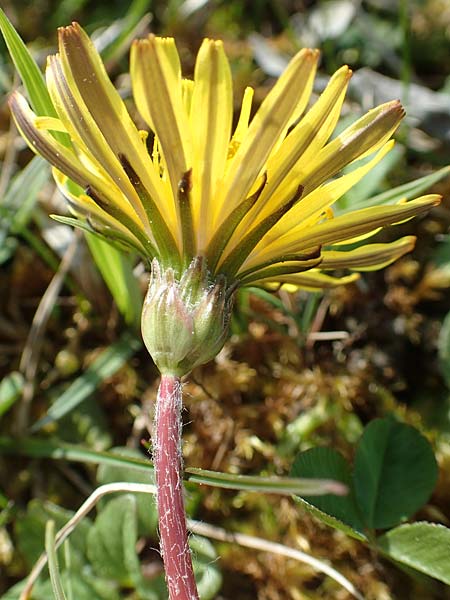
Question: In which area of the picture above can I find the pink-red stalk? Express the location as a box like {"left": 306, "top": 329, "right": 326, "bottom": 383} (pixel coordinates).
{"left": 154, "top": 374, "right": 199, "bottom": 600}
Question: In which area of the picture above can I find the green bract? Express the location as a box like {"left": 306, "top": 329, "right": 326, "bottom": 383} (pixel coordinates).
{"left": 141, "top": 258, "right": 234, "bottom": 376}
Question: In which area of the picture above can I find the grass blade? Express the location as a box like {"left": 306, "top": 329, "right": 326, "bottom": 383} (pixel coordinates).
{"left": 45, "top": 520, "right": 68, "bottom": 600}
{"left": 0, "top": 8, "right": 68, "bottom": 145}
{"left": 344, "top": 165, "right": 450, "bottom": 211}
{"left": 85, "top": 234, "right": 142, "bottom": 330}
{"left": 31, "top": 332, "right": 142, "bottom": 431}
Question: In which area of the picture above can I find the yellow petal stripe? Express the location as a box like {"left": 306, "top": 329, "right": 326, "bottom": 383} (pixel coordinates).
{"left": 259, "top": 271, "right": 360, "bottom": 291}
{"left": 320, "top": 236, "right": 417, "bottom": 271}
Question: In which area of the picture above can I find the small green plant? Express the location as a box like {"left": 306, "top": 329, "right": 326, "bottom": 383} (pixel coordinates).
{"left": 291, "top": 417, "right": 450, "bottom": 585}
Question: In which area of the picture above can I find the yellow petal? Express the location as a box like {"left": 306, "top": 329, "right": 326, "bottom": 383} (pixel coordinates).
{"left": 214, "top": 48, "right": 320, "bottom": 226}
{"left": 238, "top": 254, "right": 322, "bottom": 286}
{"left": 190, "top": 39, "right": 233, "bottom": 249}
{"left": 131, "top": 36, "right": 190, "bottom": 199}
{"left": 302, "top": 100, "right": 405, "bottom": 194}
{"left": 34, "top": 115, "right": 67, "bottom": 132}
{"left": 228, "top": 86, "right": 254, "bottom": 160}
{"left": 182, "top": 79, "right": 194, "bottom": 117}
{"left": 320, "top": 236, "right": 416, "bottom": 271}
{"left": 251, "top": 195, "right": 440, "bottom": 263}
{"left": 269, "top": 51, "right": 319, "bottom": 157}
{"left": 57, "top": 24, "right": 176, "bottom": 234}
{"left": 52, "top": 170, "right": 149, "bottom": 254}
{"left": 46, "top": 55, "right": 151, "bottom": 227}
{"left": 258, "top": 271, "right": 360, "bottom": 291}
{"left": 223, "top": 65, "right": 351, "bottom": 246}
{"left": 260, "top": 140, "right": 395, "bottom": 250}
{"left": 262, "top": 66, "right": 352, "bottom": 210}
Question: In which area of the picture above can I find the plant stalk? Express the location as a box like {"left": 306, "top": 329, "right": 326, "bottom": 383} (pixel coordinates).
{"left": 154, "top": 374, "right": 199, "bottom": 600}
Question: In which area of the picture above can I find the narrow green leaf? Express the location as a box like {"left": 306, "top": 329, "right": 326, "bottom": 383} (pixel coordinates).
{"left": 293, "top": 496, "right": 368, "bottom": 542}
{"left": 0, "top": 157, "right": 50, "bottom": 264}
{"left": 99, "top": 0, "right": 151, "bottom": 64}
{"left": 354, "top": 165, "right": 450, "bottom": 210}
{"left": 0, "top": 8, "right": 68, "bottom": 145}
{"left": 0, "top": 436, "right": 155, "bottom": 475}
{"left": 353, "top": 418, "right": 438, "bottom": 529}
{"left": 438, "top": 311, "right": 450, "bottom": 389}
{"left": 0, "top": 372, "right": 24, "bottom": 418}
{"left": 377, "top": 522, "right": 450, "bottom": 585}
{"left": 338, "top": 144, "right": 404, "bottom": 209}
{"left": 85, "top": 234, "right": 142, "bottom": 330}
{"left": 86, "top": 494, "right": 140, "bottom": 583}
{"left": 186, "top": 466, "right": 346, "bottom": 496}
{"left": 31, "top": 332, "right": 142, "bottom": 431}
{"left": 290, "top": 447, "right": 366, "bottom": 538}
{"left": 1, "top": 156, "right": 50, "bottom": 230}
{"left": 245, "top": 286, "right": 297, "bottom": 319}
{"left": 45, "top": 520, "right": 68, "bottom": 600}
{"left": 0, "top": 8, "right": 53, "bottom": 116}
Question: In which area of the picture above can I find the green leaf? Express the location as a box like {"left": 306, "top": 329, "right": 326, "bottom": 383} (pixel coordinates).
{"left": 338, "top": 144, "right": 404, "bottom": 209}
{"left": 290, "top": 447, "right": 366, "bottom": 540}
{"left": 85, "top": 234, "right": 142, "bottom": 330}
{"left": 86, "top": 494, "right": 140, "bottom": 583}
{"left": 0, "top": 8, "right": 68, "bottom": 145}
{"left": 59, "top": 573, "right": 120, "bottom": 600}
{"left": 1, "top": 156, "right": 50, "bottom": 230}
{"left": 0, "top": 578, "right": 56, "bottom": 600}
{"left": 186, "top": 466, "right": 344, "bottom": 496}
{"left": 72, "top": 573, "right": 121, "bottom": 600}
{"left": 191, "top": 536, "right": 223, "bottom": 600}
{"left": 0, "top": 9, "right": 53, "bottom": 116}
{"left": 96, "top": 447, "right": 158, "bottom": 535}
{"left": 377, "top": 522, "right": 450, "bottom": 585}
{"left": 356, "top": 165, "right": 450, "bottom": 210}
{"left": 0, "top": 157, "right": 50, "bottom": 265}
{"left": 31, "top": 332, "right": 142, "bottom": 431}
{"left": 0, "top": 436, "right": 156, "bottom": 473}
{"left": 15, "top": 499, "right": 91, "bottom": 569}
{"left": 0, "top": 372, "right": 24, "bottom": 418}
{"left": 293, "top": 496, "right": 367, "bottom": 542}
{"left": 98, "top": 0, "right": 151, "bottom": 64}
{"left": 45, "top": 520, "right": 67, "bottom": 600}
{"left": 353, "top": 418, "right": 438, "bottom": 529}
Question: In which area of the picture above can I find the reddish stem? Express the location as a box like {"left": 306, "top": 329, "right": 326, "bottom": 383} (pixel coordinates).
{"left": 154, "top": 374, "right": 199, "bottom": 600}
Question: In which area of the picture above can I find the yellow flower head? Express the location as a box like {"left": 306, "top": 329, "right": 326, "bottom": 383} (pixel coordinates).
{"left": 10, "top": 23, "right": 440, "bottom": 293}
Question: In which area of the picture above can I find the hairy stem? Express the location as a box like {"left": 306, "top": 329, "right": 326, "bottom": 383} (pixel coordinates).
{"left": 154, "top": 374, "right": 199, "bottom": 600}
